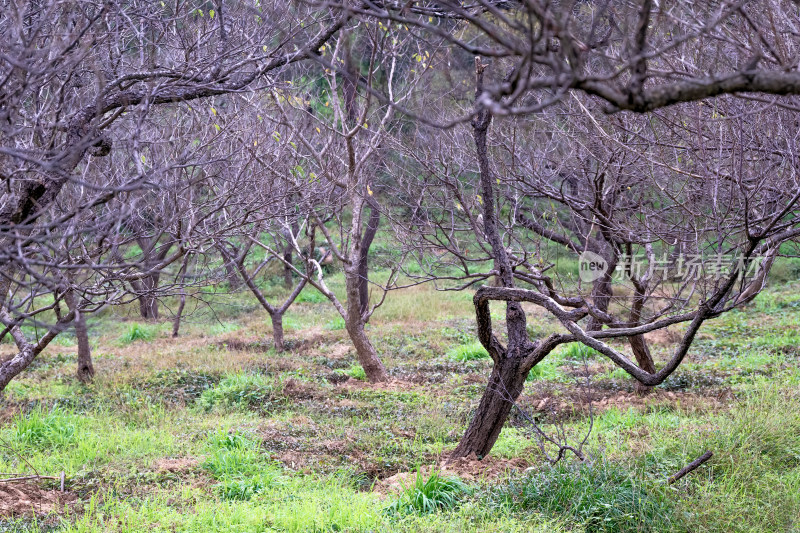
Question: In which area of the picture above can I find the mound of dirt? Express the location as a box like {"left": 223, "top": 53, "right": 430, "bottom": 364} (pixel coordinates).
{"left": 0, "top": 482, "right": 76, "bottom": 517}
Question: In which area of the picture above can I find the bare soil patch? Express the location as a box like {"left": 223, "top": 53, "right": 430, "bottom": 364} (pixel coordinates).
{"left": 0, "top": 482, "right": 77, "bottom": 517}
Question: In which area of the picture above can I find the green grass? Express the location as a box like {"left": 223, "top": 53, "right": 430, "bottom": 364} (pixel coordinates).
{"left": 2, "top": 276, "right": 799, "bottom": 532}
{"left": 118, "top": 323, "right": 159, "bottom": 344}
{"left": 386, "top": 469, "right": 473, "bottom": 515}
{"left": 492, "top": 461, "right": 676, "bottom": 532}
{"left": 197, "top": 373, "right": 275, "bottom": 412}
{"left": 446, "top": 341, "right": 490, "bottom": 362}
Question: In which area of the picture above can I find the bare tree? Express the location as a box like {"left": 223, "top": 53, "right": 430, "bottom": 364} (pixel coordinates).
{"left": 396, "top": 60, "right": 800, "bottom": 458}
{"left": 0, "top": 1, "right": 347, "bottom": 391}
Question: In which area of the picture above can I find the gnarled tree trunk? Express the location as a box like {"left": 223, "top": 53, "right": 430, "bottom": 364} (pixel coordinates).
{"left": 451, "top": 355, "right": 528, "bottom": 458}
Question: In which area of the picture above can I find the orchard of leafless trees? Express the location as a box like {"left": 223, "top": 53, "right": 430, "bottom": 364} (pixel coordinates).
{"left": 3, "top": 0, "right": 800, "bottom": 458}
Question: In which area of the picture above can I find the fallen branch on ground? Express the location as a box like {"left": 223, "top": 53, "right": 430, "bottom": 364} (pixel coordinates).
{"left": 668, "top": 450, "right": 713, "bottom": 484}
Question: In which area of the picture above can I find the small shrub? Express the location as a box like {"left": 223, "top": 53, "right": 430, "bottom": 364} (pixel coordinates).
{"left": 386, "top": 469, "right": 472, "bottom": 515}
{"left": 491, "top": 461, "right": 675, "bottom": 533}
{"left": 118, "top": 323, "right": 158, "bottom": 344}
{"left": 338, "top": 364, "right": 366, "bottom": 381}
{"left": 14, "top": 407, "right": 77, "bottom": 448}
{"left": 197, "top": 374, "right": 274, "bottom": 412}
{"left": 446, "top": 341, "right": 490, "bottom": 362}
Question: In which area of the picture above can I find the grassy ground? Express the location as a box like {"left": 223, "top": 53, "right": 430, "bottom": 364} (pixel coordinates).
{"left": 0, "top": 272, "right": 799, "bottom": 532}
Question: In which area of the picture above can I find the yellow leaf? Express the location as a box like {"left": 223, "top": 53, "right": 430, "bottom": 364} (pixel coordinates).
{"left": 211, "top": 107, "right": 217, "bottom": 116}
{"left": 254, "top": 140, "right": 258, "bottom": 146}
{"left": 367, "top": 185, "right": 373, "bottom": 196}
{"left": 315, "top": 127, "right": 321, "bottom": 133}
{"left": 476, "top": 194, "right": 483, "bottom": 204}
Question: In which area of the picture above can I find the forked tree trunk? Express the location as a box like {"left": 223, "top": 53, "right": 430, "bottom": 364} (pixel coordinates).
{"left": 451, "top": 356, "right": 528, "bottom": 458}
{"left": 630, "top": 335, "right": 656, "bottom": 394}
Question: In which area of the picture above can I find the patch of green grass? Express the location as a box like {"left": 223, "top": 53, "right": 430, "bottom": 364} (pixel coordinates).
{"left": 386, "top": 469, "right": 472, "bottom": 515}
{"left": 13, "top": 407, "right": 77, "bottom": 448}
{"left": 446, "top": 341, "right": 489, "bottom": 362}
{"left": 492, "top": 461, "right": 676, "bottom": 532}
{"left": 197, "top": 373, "right": 275, "bottom": 412}
{"left": 296, "top": 287, "right": 328, "bottom": 304}
{"left": 557, "top": 343, "right": 600, "bottom": 361}
{"left": 118, "top": 323, "right": 158, "bottom": 344}
{"left": 336, "top": 363, "right": 367, "bottom": 381}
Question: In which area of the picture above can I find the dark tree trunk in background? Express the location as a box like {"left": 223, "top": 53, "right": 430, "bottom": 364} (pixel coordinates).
{"left": 65, "top": 291, "right": 94, "bottom": 383}
{"left": 132, "top": 237, "right": 174, "bottom": 321}
{"left": 134, "top": 273, "right": 161, "bottom": 321}
{"left": 74, "top": 312, "right": 94, "bottom": 383}
{"left": 217, "top": 242, "right": 243, "bottom": 291}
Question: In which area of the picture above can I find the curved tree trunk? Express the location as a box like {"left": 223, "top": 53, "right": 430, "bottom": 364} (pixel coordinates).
{"left": 630, "top": 334, "right": 656, "bottom": 395}
{"left": 344, "top": 262, "right": 387, "bottom": 383}
{"left": 629, "top": 282, "right": 656, "bottom": 395}
{"left": 450, "top": 356, "right": 528, "bottom": 458}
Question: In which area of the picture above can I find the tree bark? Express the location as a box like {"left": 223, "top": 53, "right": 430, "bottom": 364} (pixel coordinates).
{"left": 452, "top": 59, "right": 530, "bottom": 458}
{"left": 451, "top": 356, "right": 528, "bottom": 458}
{"left": 358, "top": 198, "right": 380, "bottom": 319}
{"left": 270, "top": 312, "right": 285, "bottom": 352}
{"left": 135, "top": 273, "right": 161, "bottom": 321}
{"left": 344, "top": 261, "right": 388, "bottom": 383}
{"left": 64, "top": 290, "right": 94, "bottom": 383}
{"left": 172, "top": 290, "right": 187, "bottom": 338}
{"left": 73, "top": 311, "right": 94, "bottom": 383}
{"left": 629, "top": 283, "right": 656, "bottom": 395}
